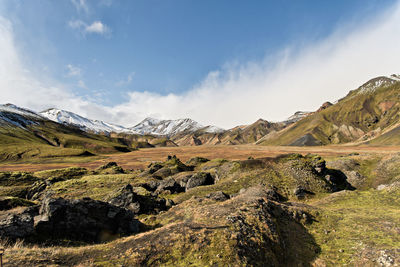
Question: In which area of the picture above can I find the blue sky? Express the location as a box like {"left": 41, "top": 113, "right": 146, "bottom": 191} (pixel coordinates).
{"left": 1, "top": 0, "right": 400, "bottom": 128}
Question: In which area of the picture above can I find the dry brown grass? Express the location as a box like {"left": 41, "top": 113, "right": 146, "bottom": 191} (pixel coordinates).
{"left": 1, "top": 144, "right": 400, "bottom": 172}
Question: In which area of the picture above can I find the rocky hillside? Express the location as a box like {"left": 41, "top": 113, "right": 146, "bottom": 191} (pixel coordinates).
{"left": 0, "top": 152, "right": 399, "bottom": 266}
{"left": 171, "top": 117, "right": 300, "bottom": 146}
{"left": 258, "top": 75, "right": 400, "bottom": 146}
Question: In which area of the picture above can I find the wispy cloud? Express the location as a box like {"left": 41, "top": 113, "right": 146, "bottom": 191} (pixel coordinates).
{"left": 71, "top": 0, "right": 89, "bottom": 14}
{"left": 108, "top": 1, "right": 400, "bottom": 128}
{"left": 2, "top": 2, "right": 400, "bottom": 128}
{"left": 99, "top": 0, "right": 113, "bottom": 7}
{"left": 116, "top": 72, "right": 135, "bottom": 86}
{"left": 66, "top": 64, "right": 81, "bottom": 77}
{"left": 68, "top": 20, "right": 110, "bottom": 36}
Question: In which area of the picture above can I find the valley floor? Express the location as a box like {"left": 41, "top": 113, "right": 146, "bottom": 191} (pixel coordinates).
{"left": 1, "top": 144, "right": 400, "bottom": 172}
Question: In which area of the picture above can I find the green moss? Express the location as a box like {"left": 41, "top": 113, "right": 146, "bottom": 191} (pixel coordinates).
{"left": 34, "top": 167, "right": 88, "bottom": 182}
{"left": 308, "top": 188, "right": 400, "bottom": 265}
{"left": 0, "top": 171, "right": 39, "bottom": 186}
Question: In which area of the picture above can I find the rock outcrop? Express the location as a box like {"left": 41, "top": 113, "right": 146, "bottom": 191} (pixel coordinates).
{"left": 0, "top": 196, "right": 140, "bottom": 243}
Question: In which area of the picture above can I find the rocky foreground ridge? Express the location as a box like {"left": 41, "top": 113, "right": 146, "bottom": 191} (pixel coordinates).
{"left": 0, "top": 151, "right": 398, "bottom": 266}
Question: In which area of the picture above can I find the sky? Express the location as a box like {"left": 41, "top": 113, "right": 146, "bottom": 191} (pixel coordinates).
{"left": 0, "top": 0, "right": 400, "bottom": 129}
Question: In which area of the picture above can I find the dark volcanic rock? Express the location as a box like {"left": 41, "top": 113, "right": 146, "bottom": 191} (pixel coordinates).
{"left": 147, "top": 162, "right": 163, "bottom": 174}
{"left": 111, "top": 184, "right": 172, "bottom": 214}
{"left": 109, "top": 184, "right": 141, "bottom": 213}
{"left": 34, "top": 197, "right": 140, "bottom": 242}
{"left": 0, "top": 206, "right": 38, "bottom": 240}
{"left": 152, "top": 167, "right": 175, "bottom": 179}
{"left": 155, "top": 178, "right": 185, "bottom": 194}
{"left": 0, "top": 197, "right": 36, "bottom": 211}
{"left": 186, "top": 172, "right": 214, "bottom": 191}
{"left": 265, "top": 187, "right": 285, "bottom": 202}
{"left": 293, "top": 186, "right": 314, "bottom": 199}
{"left": 206, "top": 191, "right": 230, "bottom": 201}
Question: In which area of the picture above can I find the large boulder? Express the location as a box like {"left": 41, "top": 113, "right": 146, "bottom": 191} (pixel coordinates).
{"left": 110, "top": 184, "right": 172, "bottom": 214}
{"left": 155, "top": 178, "right": 185, "bottom": 194}
{"left": 185, "top": 172, "right": 214, "bottom": 191}
{"left": 34, "top": 197, "right": 140, "bottom": 242}
{"left": 0, "top": 206, "right": 38, "bottom": 240}
{"left": 109, "top": 184, "right": 141, "bottom": 213}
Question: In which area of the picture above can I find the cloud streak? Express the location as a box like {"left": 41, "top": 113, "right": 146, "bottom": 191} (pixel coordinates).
{"left": 1, "top": 2, "right": 400, "bottom": 129}
{"left": 108, "top": 1, "right": 400, "bottom": 128}
{"left": 69, "top": 20, "right": 110, "bottom": 36}
{"left": 71, "top": 0, "right": 89, "bottom": 14}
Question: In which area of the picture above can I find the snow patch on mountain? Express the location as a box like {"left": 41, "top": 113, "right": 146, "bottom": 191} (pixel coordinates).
{"left": 358, "top": 75, "right": 400, "bottom": 94}
{"left": 130, "top": 117, "right": 224, "bottom": 136}
{"left": 40, "top": 108, "right": 138, "bottom": 134}
{"left": 0, "top": 103, "right": 44, "bottom": 128}
{"left": 284, "top": 111, "right": 312, "bottom": 124}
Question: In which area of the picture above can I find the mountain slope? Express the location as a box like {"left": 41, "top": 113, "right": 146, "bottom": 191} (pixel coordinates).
{"left": 40, "top": 108, "right": 137, "bottom": 135}
{"left": 130, "top": 117, "right": 224, "bottom": 136}
{"left": 171, "top": 118, "right": 291, "bottom": 146}
{"left": 0, "top": 104, "right": 133, "bottom": 161}
{"left": 258, "top": 75, "right": 400, "bottom": 146}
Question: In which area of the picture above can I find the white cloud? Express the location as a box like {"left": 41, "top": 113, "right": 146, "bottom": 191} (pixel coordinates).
{"left": 116, "top": 72, "right": 135, "bottom": 86}
{"left": 85, "top": 21, "right": 108, "bottom": 34}
{"left": 106, "top": 1, "right": 400, "bottom": 128}
{"left": 71, "top": 0, "right": 89, "bottom": 14}
{"left": 2, "top": 2, "right": 400, "bottom": 129}
{"left": 68, "top": 20, "right": 110, "bottom": 36}
{"left": 66, "top": 64, "right": 81, "bottom": 77}
{"left": 0, "top": 16, "right": 106, "bottom": 120}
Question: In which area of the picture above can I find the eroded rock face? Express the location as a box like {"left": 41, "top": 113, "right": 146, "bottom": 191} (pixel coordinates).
{"left": 186, "top": 172, "right": 214, "bottom": 191}
{"left": 0, "top": 206, "right": 38, "bottom": 240}
{"left": 0, "top": 196, "right": 140, "bottom": 243}
{"left": 155, "top": 178, "right": 184, "bottom": 194}
{"left": 34, "top": 197, "right": 139, "bottom": 242}
{"left": 109, "top": 184, "right": 141, "bottom": 213}
{"left": 110, "top": 184, "right": 173, "bottom": 215}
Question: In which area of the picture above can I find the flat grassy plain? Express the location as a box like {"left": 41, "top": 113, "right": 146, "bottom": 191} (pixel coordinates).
{"left": 1, "top": 144, "right": 399, "bottom": 172}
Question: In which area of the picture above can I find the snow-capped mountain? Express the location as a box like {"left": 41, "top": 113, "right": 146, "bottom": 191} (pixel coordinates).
{"left": 283, "top": 111, "right": 312, "bottom": 124}
{"left": 130, "top": 117, "right": 225, "bottom": 136}
{"left": 358, "top": 74, "right": 400, "bottom": 94}
{"left": 40, "top": 108, "right": 137, "bottom": 134}
{"left": 0, "top": 103, "right": 45, "bottom": 128}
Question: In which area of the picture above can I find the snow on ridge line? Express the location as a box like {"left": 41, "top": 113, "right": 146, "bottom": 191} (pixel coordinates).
{"left": 40, "top": 108, "right": 138, "bottom": 134}
{"left": 0, "top": 103, "right": 44, "bottom": 120}
{"left": 130, "top": 117, "right": 225, "bottom": 136}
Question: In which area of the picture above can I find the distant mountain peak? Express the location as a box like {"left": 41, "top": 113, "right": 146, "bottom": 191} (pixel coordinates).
{"left": 358, "top": 75, "right": 400, "bottom": 94}
{"left": 284, "top": 111, "right": 312, "bottom": 124}
{"left": 0, "top": 103, "right": 45, "bottom": 128}
{"left": 40, "top": 108, "right": 137, "bottom": 134}
{"left": 131, "top": 117, "right": 224, "bottom": 136}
